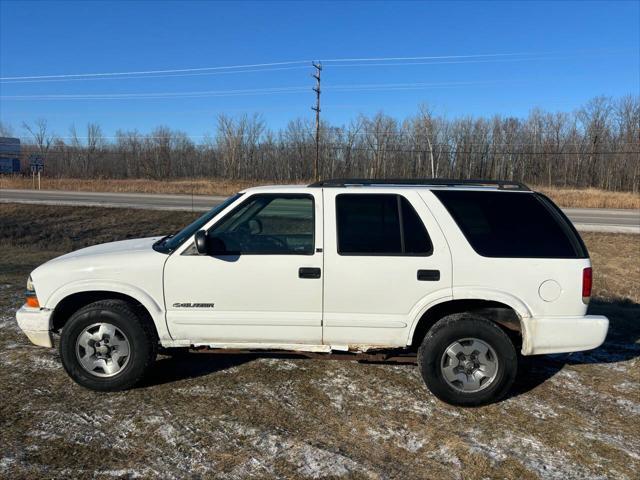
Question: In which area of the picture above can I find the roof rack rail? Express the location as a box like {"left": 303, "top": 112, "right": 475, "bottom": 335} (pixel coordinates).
{"left": 308, "top": 178, "right": 530, "bottom": 191}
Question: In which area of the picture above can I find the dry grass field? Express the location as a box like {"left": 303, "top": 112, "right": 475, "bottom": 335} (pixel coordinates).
{"left": 0, "top": 204, "right": 639, "bottom": 479}
{"left": 536, "top": 186, "right": 640, "bottom": 210}
{"left": 2, "top": 176, "right": 639, "bottom": 209}
{"left": 0, "top": 176, "right": 255, "bottom": 197}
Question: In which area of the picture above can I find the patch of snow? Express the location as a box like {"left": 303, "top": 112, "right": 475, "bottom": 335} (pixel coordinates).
{"left": 0, "top": 457, "right": 16, "bottom": 471}
{"left": 613, "top": 381, "right": 639, "bottom": 393}
{"left": 32, "top": 355, "right": 59, "bottom": 370}
{"left": 465, "top": 429, "right": 603, "bottom": 479}
{"left": 0, "top": 315, "right": 20, "bottom": 332}
{"left": 551, "top": 367, "right": 640, "bottom": 415}
{"left": 506, "top": 396, "right": 559, "bottom": 419}
{"left": 582, "top": 431, "right": 640, "bottom": 461}
{"left": 157, "top": 423, "right": 178, "bottom": 447}
{"left": 219, "top": 420, "right": 372, "bottom": 479}
{"left": 27, "top": 410, "right": 138, "bottom": 451}
{"left": 424, "top": 445, "right": 462, "bottom": 469}
{"left": 615, "top": 398, "right": 640, "bottom": 415}
{"left": 366, "top": 426, "right": 426, "bottom": 453}
{"left": 258, "top": 358, "right": 300, "bottom": 371}
{"left": 310, "top": 366, "right": 438, "bottom": 417}
{"left": 95, "top": 469, "right": 145, "bottom": 478}
{"left": 174, "top": 385, "right": 219, "bottom": 397}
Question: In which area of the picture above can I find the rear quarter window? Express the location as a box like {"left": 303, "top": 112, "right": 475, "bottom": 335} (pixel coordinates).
{"left": 433, "top": 190, "right": 588, "bottom": 259}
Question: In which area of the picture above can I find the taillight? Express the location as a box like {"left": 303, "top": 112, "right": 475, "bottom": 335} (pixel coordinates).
{"left": 582, "top": 267, "right": 592, "bottom": 304}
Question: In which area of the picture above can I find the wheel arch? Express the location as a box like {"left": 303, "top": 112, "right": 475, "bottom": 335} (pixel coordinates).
{"left": 407, "top": 295, "right": 529, "bottom": 351}
{"left": 48, "top": 283, "right": 170, "bottom": 342}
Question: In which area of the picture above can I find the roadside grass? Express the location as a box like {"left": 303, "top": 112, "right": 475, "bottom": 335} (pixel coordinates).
{"left": 1, "top": 204, "right": 639, "bottom": 479}
{"left": 0, "top": 176, "right": 257, "bottom": 197}
{"left": 535, "top": 186, "right": 640, "bottom": 210}
{"left": 2, "top": 176, "right": 639, "bottom": 209}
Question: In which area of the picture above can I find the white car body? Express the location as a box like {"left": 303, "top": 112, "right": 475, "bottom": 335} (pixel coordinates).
{"left": 16, "top": 183, "right": 609, "bottom": 357}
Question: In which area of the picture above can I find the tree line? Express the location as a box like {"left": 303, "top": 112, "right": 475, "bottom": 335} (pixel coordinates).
{"left": 1, "top": 94, "right": 638, "bottom": 191}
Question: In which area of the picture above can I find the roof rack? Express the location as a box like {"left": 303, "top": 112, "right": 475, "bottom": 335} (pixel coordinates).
{"left": 308, "top": 178, "right": 530, "bottom": 191}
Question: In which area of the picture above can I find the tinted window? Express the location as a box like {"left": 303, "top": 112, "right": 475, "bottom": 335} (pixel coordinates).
{"left": 209, "top": 194, "right": 314, "bottom": 254}
{"left": 433, "top": 190, "right": 587, "bottom": 258}
{"left": 336, "top": 194, "right": 432, "bottom": 255}
{"left": 401, "top": 197, "right": 433, "bottom": 254}
{"left": 162, "top": 193, "right": 242, "bottom": 251}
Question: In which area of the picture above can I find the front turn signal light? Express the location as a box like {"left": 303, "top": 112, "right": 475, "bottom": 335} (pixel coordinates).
{"left": 26, "top": 295, "right": 40, "bottom": 308}
{"left": 25, "top": 275, "right": 39, "bottom": 308}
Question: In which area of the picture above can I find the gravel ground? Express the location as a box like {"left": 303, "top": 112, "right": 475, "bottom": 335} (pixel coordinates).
{"left": 1, "top": 205, "right": 638, "bottom": 479}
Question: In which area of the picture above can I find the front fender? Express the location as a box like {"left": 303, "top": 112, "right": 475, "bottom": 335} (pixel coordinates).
{"left": 46, "top": 280, "right": 172, "bottom": 342}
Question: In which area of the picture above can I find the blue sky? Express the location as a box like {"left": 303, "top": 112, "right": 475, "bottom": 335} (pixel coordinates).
{"left": 0, "top": 0, "right": 638, "bottom": 140}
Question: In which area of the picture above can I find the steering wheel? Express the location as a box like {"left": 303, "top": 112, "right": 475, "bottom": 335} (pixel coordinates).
{"left": 259, "top": 235, "right": 288, "bottom": 250}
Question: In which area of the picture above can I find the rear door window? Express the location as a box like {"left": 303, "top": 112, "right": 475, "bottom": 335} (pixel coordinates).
{"left": 336, "top": 194, "right": 433, "bottom": 255}
{"left": 433, "top": 190, "right": 588, "bottom": 258}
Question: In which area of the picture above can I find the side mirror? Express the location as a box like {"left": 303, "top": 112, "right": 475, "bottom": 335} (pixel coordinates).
{"left": 194, "top": 230, "right": 208, "bottom": 255}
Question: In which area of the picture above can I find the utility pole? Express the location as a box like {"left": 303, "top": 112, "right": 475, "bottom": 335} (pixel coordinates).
{"left": 312, "top": 61, "right": 322, "bottom": 182}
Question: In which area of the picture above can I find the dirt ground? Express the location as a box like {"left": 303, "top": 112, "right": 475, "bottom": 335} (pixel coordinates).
{"left": 0, "top": 204, "right": 638, "bottom": 479}
{"left": 2, "top": 176, "right": 639, "bottom": 209}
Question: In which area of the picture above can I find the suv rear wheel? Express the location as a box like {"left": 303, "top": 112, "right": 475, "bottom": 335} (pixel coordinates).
{"left": 418, "top": 313, "right": 517, "bottom": 406}
{"left": 59, "top": 300, "right": 157, "bottom": 391}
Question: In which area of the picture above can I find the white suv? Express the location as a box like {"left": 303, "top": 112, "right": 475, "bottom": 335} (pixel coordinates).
{"left": 16, "top": 179, "right": 609, "bottom": 406}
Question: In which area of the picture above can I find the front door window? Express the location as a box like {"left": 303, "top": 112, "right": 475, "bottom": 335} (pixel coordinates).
{"left": 209, "top": 194, "right": 315, "bottom": 255}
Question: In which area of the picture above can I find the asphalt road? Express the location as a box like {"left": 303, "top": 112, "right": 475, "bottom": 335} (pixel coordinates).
{"left": 2, "top": 188, "right": 639, "bottom": 233}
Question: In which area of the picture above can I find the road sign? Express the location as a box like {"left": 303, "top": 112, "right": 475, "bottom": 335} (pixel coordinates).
{"left": 29, "top": 155, "right": 44, "bottom": 173}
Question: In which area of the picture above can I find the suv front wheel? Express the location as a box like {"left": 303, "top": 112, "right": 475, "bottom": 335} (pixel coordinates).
{"left": 59, "top": 299, "right": 157, "bottom": 391}
{"left": 418, "top": 313, "right": 517, "bottom": 406}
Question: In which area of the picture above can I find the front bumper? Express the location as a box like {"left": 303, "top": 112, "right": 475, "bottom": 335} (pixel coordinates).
{"left": 522, "top": 315, "right": 609, "bottom": 355}
{"left": 16, "top": 305, "right": 54, "bottom": 348}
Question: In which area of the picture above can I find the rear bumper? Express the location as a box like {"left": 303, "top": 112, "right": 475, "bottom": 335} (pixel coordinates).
{"left": 16, "top": 305, "right": 53, "bottom": 348}
{"left": 522, "top": 315, "right": 609, "bottom": 355}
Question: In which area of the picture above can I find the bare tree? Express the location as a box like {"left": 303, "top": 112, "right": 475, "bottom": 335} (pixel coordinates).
{"left": 12, "top": 95, "right": 640, "bottom": 192}
{"left": 22, "top": 119, "right": 55, "bottom": 157}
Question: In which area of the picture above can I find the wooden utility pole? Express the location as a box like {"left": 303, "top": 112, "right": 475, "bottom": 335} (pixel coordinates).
{"left": 312, "top": 61, "right": 322, "bottom": 181}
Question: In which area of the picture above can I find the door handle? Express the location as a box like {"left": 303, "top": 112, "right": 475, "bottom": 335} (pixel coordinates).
{"left": 299, "top": 267, "right": 321, "bottom": 279}
{"left": 417, "top": 269, "right": 440, "bottom": 281}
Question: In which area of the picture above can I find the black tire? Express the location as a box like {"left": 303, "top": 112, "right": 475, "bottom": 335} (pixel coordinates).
{"left": 59, "top": 299, "right": 157, "bottom": 391}
{"left": 417, "top": 313, "right": 517, "bottom": 407}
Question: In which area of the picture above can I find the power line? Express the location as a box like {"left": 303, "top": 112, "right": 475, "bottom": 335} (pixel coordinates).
{"left": 321, "top": 52, "right": 544, "bottom": 63}
{"left": 0, "top": 60, "right": 312, "bottom": 81}
{"left": 0, "top": 79, "right": 511, "bottom": 100}
{"left": 2, "top": 50, "right": 597, "bottom": 82}
{"left": 0, "top": 53, "right": 591, "bottom": 84}
{"left": 0, "top": 65, "right": 312, "bottom": 84}
{"left": 0, "top": 85, "right": 311, "bottom": 100}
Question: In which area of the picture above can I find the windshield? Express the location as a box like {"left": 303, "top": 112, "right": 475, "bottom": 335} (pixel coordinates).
{"left": 159, "top": 193, "right": 243, "bottom": 251}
